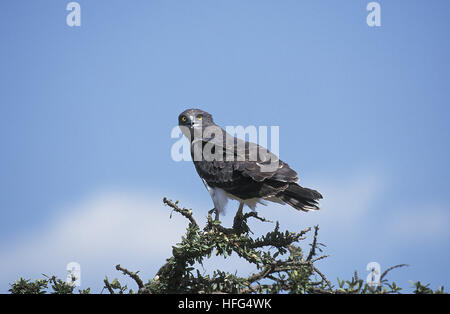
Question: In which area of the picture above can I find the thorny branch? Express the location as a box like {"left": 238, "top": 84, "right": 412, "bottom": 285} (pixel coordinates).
{"left": 103, "top": 278, "right": 115, "bottom": 294}
{"left": 163, "top": 197, "right": 198, "bottom": 228}
{"left": 380, "top": 264, "right": 408, "bottom": 281}
{"left": 135, "top": 198, "right": 334, "bottom": 293}
{"left": 82, "top": 199, "right": 421, "bottom": 294}
{"left": 115, "top": 264, "right": 145, "bottom": 291}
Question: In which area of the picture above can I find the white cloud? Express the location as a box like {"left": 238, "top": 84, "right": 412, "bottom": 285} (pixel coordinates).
{"left": 0, "top": 191, "right": 188, "bottom": 292}
{"left": 385, "top": 205, "right": 450, "bottom": 242}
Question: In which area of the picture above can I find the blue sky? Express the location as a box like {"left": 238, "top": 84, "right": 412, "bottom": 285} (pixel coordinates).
{"left": 0, "top": 0, "right": 449, "bottom": 293}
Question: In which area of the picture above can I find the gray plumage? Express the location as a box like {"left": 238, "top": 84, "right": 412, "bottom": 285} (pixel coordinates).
{"left": 178, "top": 108, "right": 322, "bottom": 214}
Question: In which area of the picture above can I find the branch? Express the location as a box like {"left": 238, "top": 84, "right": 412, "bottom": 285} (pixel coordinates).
{"left": 307, "top": 225, "right": 320, "bottom": 261}
{"left": 380, "top": 264, "right": 408, "bottom": 281}
{"left": 242, "top": 211, "right": 273, "bottom": 224}
{"left": 249, "top": 225, "right": 311, "bottom": 249}
{"left": 246, "top": 261, "right": 310, "bottom": 285}
{"left": 163, "top": 197, "right": 198, "bottom": 228}
{"left": 115, "top": 264, "right": 144, "bottom": 291}
{"left": 312, "top": 266, "right": 333, "bottom": 291}
{"left": 103, "top": 277, "right": 115, "bottom": 294}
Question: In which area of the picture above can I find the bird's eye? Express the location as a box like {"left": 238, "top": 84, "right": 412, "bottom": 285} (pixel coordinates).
{"left": 181, "top": 116, "right": 187, "bottom": 122}
{"left": 197, "top": 114, "right": 203, "bottom": 120}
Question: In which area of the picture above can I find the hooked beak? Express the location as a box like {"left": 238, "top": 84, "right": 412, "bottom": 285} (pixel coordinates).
{"left": 189, "top": 117, "right": 201, "bottom": 128}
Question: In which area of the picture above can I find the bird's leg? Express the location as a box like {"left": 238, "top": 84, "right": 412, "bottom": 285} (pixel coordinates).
{"left": 237, "top": 202, "right": 244, "bottom": 217}
{"left": 214, "top": 208, "right": 220, "bottom": 222}
{"left": 232, "top": 202, "right": 246, "bottom": 232}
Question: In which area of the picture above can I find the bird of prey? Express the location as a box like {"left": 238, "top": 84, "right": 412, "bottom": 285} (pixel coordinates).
{"left": 178, "top": 109, "right": 322, "bottom": 218}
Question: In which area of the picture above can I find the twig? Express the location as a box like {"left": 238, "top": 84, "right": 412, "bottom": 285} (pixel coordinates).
{"left": 312, "top": 266, "right": 333, "bottom": 291}
{"left": 248, "top": 226, "right": 311, "bottom": 250}
{"left": 163, "top": 197, "right": 198, "bottom": 228}
{"left": 103, "top": 277, "right": 115, "bottom": 294}
{"left": 307, "top": 225, "right": 320, "bottom": 261}
{"left": 308, "top": 287, "right": 334, "bottom": 294}
{"left": 380, "top": 264, "right": 408, "bottom": 281}
{"left": 311, "top": 255, "right": 329, "bottom": 263}
{"left": 242, "top": 211, "right": 273, "bottom": 224}
{"left": 115, "top": 264, "right": 144, "bottom": 290}
{"left": 247, "top": 266, "right": 274, "bottom": 284}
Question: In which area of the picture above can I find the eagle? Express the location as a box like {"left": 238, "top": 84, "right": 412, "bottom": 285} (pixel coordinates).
{"left": 178, "top": 109, "right": 322, "bottom": 219}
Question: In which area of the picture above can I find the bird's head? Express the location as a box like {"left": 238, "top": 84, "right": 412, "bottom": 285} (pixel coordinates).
{"left": 178, "top": 109, "right": 214, "bottom": 139}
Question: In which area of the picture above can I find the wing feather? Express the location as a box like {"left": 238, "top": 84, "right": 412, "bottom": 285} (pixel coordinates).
{"left": 191, "top": 128, "right": 299, "bottom": 199}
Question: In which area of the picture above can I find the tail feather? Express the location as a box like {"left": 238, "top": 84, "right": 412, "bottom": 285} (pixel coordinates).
{"left": 277, "top": 183, "right": 323, "bottom": 212}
